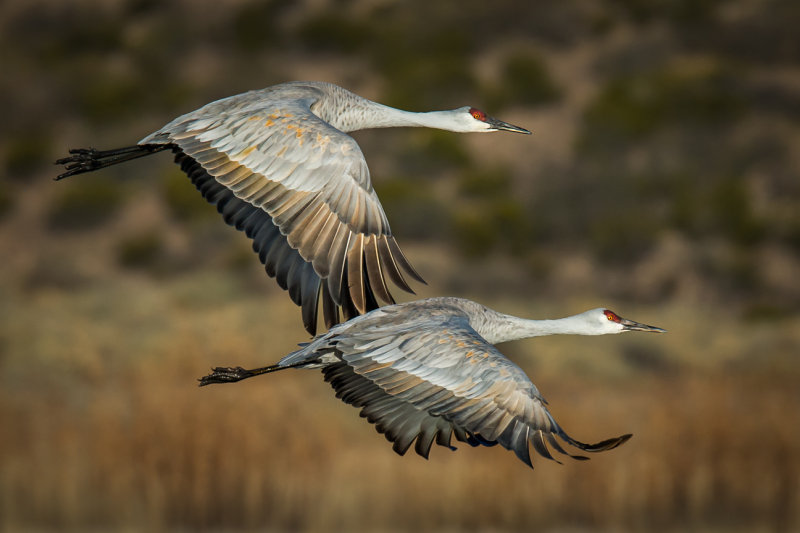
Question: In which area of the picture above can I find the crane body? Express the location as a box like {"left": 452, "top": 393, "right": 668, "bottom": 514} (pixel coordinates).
{"left": 55, "top": 82, "right": 530, "bottom": 335}
{"left": 200, "top": 297, "right": 664, "bottom": 467}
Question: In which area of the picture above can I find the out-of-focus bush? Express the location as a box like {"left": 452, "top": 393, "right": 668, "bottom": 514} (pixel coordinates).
{"left": 4, "top": 133, "right": 52, "bottom": 179}
{"left": 610, "top": 0, "right": 723, "bottom": 26}
{"left": 373, "top": 177, "right": 448, "bottom": 240}
{"left": 76, "top": 75, "right": 148, "bottom": 124}
{"left": 395, "top": 130, "right": 471, "bottom": 175}
{"left": 458, "top": 166, "right": 513, "bottom": 199}
{"left": 296, "top": 12, "right": 373, "bottom": 54}
{"left": 451, "top": 198, "right": 528, "bottom": 258}
{"left": 581, "top": 61, "right": 744, "bottom": 147}
{"left": 233, "top": 2, "right": 285, "bottom": 52}
{"left": 372, "top": 23, "right": 478, "bottom": 110}
{"left": 117, "top": 229, "right": 165, "bottom": 271}
{"left": 451, "top": 167, "right": 531, "bottom": 257}
{"left": 47, "top": 178, "right": 125, "bottom": 231}
{"left": 484, "top": 51, "right": 562, "bottom": 110}
{"left": 162, "top": 169, "right": 217, "bottom": 222}
{"left": 0, "top": 182, "right": 13, "bottom": 221}
{"left": 588, "top": 204, "right": 661, "bottom": 263}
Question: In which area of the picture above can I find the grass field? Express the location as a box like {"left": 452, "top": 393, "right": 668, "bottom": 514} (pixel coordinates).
{"left": 2, "top": 264, "right": 798, "bottom": 532}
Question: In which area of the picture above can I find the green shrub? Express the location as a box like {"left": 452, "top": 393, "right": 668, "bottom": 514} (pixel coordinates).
{"left": 373, "top": 177, "right": 448, "bottom": 240}
{"left": 373, "top": 27, "right": 477, "bottom": 110}
{"left": 0, "top": 182, "right": 12, "bottom": 220}
{"left": 47, "top": 178, "right": 124, "bottom": 231}
{"left": 708, "top": 178, "right": 764, "bottom": 246}
{"left": 484, "top": 51, "right": 561, "bottom": 110}
{"left": 451, "top": 167, "right": 532, "bottom": 257}
{"left": 296, "top": 12, "right": 372, "bottom": 53}
{"left": 117, "top": 230, "right": 164, "bottom": 271}
{"left": 451, "top": 197, "right": 529, "bottom": 258}
{"left": 5, "top": 133, "right": 52, "bottom": 179}
{"left": 582, "top": 62, "right": 744, "bottom": 146}
{"left": 396, "top": 130, "right": 471, "bottom": 175}
{"left": 458, "top": 167, "right": 512, "bottom": 199}
{"left": 588, "top": 206, "right": 659, "bottom": 263}
{"left": 233, "top": 2, "right": 283, "bottom": 51}
{"left": 162, "top": 169, "right": 216, "bottom": 222}
{"left": 77, "top": 75, "right": 145, "bottom": 123}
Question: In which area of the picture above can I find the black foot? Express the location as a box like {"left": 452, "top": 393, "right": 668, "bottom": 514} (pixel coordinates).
{"left": 55, "top": 148, "right": 104, "bottom": 179}
{"left": 198, "top": 366, "right": 254, "bottom": 386}
{"left": 54, "top": 144, "right": 167, "bottom": 180}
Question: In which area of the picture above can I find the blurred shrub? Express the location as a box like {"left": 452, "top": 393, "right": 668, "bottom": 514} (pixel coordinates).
{"left": 372, "top": 26, "right": 477, "bottom": 110}
{"left": 451, "top": 167, "right": 531, "bottom": 257}
{"left": 76, "top": 75, "right": 146, "bottom": 123}
{"left": 620, "top": 343, "right": 676, "bottom": 374}
{"left": 451, "top": 210, "right": 496, "bottom": 258}
{"left": 117, "top": 229, "right": 165, "bottom": 271}
{"left": 708, "top": 178, "right": 764, "bottom": 246}
{"left": 233, "top": 2, "right": 284, "bottom": 51}
{"left": 373, "top": 177, "right": 448, "bottom": 240}
{"left": 581, "top": 61, "right": 744, "bottom": 147}
{"left": 783, "top": 214, "right": 800, "bottom": 252}
{"left": 10, "top": 4, "right": 124, "bottom": 66}
{"left": 47, "top": 178, "right": 124, "bottom": 231}
{"left": 459, "top": 167, "right": 513, "bottom": 199}
{"left": 609, "top": 0, "right": 722, "bottom": 26}
{"left": 741, "top": 302, "right": 795, "bottom": 322}
{"left": 588, "top": 204, "right": 660, "bottom": 263}
{"left": 667, "top": 175, "right": 763, "bottom": 247}
{"left": 396, "top": 130, "right": 471, "bottom": 175}
{"left": 296, "top": 12, "right": 373, "bottom": 54}
{"left": 0, "top": 182, "right": 12, "bottom": 220}
{"left": 674, "top": 0, "right": 800, "bottom": 65}
{"left": 697, "top": 245, "right": 759, "bottom": 296}
{"left": 451, "top": 198, "right": 528, "bottom": 258}
{"left": 162, "top": 169, "right": 216, "bottom": 222}
{"left": 4, "top": 133, "right": 52, "bottom": 179}
{"left": 484, "top": 51, "right": 561, "bottom": 110}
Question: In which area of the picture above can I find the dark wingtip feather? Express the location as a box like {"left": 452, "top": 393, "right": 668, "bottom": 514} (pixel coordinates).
{"left": 531, "top": 430, "right": 562, "bottom": 464}
{"left": 387, "top": 237, "right": 426, "bottom": 286}
{"left": 560, "top": 431, "right": 633, "bottom": 453}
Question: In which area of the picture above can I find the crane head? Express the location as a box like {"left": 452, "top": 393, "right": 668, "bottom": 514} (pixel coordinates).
{"left": 462, "top": 107, "right": 531, "bottom": 134}
{"left": 571, "top": 308, "right": 666, "bottom": 335}
{"left": 596, "top": 308, "right": 666, "bottom": 334}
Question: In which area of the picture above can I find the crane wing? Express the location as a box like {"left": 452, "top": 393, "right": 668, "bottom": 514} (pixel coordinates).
{"left": 315, "top": 311, "right": 630, "bottom": 467}
{"left": 141, "top": 95, "right": 423, "bottom": 334}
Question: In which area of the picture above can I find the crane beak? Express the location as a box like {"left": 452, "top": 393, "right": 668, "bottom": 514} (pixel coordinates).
{"left": 486, "top": 116, "right": 531, "bottom": 134}
{"left": 620, "top": 318, "right": 666, "bottom": 333}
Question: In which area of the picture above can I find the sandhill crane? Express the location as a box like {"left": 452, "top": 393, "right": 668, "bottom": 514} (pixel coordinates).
{"left": 55, "top": 81, "right": 530, "bottom": 335}
{"left": 199, "top": 297, "right": 665, "bottom": 467}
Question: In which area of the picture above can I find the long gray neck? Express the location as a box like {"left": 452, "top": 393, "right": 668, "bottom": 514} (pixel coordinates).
{"left": 322, "top": 96, "right": 459, "bottom": 132}
{"left": 477, "top": 312, "right": 593, "bottom": 345}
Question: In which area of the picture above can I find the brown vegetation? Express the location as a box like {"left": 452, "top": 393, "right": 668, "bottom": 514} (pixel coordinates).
{"left": 1, "top": 276, "right": 798, "bottom": 531}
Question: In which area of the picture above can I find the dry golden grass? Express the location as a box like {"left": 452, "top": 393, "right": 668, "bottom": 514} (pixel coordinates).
{"left": 2, "top": 271, "right": 799, "bottom": 532}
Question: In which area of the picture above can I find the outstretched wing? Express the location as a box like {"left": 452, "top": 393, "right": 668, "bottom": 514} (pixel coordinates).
{"left": 319, "top": 310, "right": 630, "bottom": 467}
{"left": 142, "top": 90, "right": 422, "bottom": 334}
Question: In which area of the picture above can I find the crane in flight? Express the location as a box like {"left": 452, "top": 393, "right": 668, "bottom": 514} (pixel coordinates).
{"left": 55, "top": 81, "right": 530, "bottom": 335}
{"left": 199, "top": 297, "right": 665, "bottom": 468}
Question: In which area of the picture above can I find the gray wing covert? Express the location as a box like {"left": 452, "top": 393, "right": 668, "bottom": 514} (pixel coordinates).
{"left": 143, "top": 95, "right": 422, "bottom": 334}
{"left": 325, "top": 314, "right": 630, "bottom": 467}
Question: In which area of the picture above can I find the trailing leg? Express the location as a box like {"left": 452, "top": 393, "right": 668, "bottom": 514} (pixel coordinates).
{"left": 55, "top": 144, "right": 170, "bottom": 180}
{"left": 198, "top": 360, "right": 310, "bottom": 386}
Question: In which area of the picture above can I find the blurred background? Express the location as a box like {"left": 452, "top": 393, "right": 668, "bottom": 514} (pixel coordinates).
{"left": 1, "top": 0, "right": 799, "bottom": 531}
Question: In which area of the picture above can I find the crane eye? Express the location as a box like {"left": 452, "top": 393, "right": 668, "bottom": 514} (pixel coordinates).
{"left": 469, "top": 108, "right": 486, "bottom": 121}
{"left": 603, "top": 310, "right": 621, "bottom": 322}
